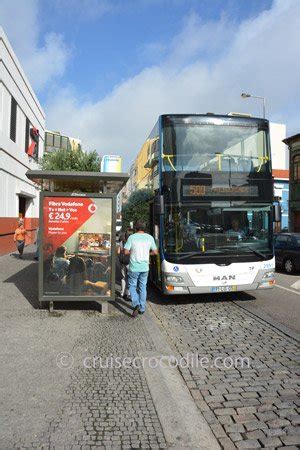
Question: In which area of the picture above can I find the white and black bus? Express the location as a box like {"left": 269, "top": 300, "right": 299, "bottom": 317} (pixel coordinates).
{"left": 137, "top": 114, "right": 276, "bottom": 295}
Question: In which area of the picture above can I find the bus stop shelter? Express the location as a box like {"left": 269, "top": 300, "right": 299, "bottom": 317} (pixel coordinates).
{"left": 26, "top": 170, "right": 129, "bottom": 313}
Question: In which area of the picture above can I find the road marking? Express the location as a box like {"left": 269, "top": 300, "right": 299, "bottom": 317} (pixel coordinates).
{"left": 275, "top": 284, "right": 300, "bottom": 295}
{"left": 291, "top": 280, "right": 300, "bottom": 290}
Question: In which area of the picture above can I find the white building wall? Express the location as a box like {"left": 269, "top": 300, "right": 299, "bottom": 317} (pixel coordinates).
{"left": 0, "top": 27, "right": 45, "bottom": 220}
{"left": 270, "top": 122, "right": 287, "bottom": 170}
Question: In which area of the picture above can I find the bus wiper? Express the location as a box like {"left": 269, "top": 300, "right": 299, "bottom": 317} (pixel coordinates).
{"left": 248, "top": 247, "right": 267, "bottom": 259}
{"left": 175, "top": 251, "right": 207, "bottom": 261}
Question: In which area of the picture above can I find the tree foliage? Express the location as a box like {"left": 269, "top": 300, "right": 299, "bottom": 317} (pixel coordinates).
{"left": 122, "top": 189, "right": 153, "bottom": 231}
{"left": 39, "top": 148, "right": 100, "bottom": 172}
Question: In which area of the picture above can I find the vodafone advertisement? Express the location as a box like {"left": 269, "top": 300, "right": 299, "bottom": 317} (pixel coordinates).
{"left": 42, "top": 195, "right": 113, "bottom": 298}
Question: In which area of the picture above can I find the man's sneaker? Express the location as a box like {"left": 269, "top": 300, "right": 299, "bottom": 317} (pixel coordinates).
{"left": 132, "top": 306, "right": 140, "bottom": 318}
{"left": 138, "top": 310, "right": 145, "bottom": 315}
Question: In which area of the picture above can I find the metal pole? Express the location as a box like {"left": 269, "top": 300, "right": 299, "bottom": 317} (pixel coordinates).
{"left": 252, "top": 95, "right": 265, "bottom": 119}
{"left": 241, "top": 93, "right": 266, "bottom": 119}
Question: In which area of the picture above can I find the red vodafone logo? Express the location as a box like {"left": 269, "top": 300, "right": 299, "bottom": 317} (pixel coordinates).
{"left": 88, "top": 203, "right": 97, "bottom": 214}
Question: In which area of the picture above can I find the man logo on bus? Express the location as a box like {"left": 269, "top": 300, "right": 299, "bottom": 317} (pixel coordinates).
{"left": 173, "top": 266, "right": 179, "bottom": 272}
{"left": 213, "top": 275, "right": 236, "bottom": 281}
{"left": 88, "top": 203, "right": 97, "bottom": 214}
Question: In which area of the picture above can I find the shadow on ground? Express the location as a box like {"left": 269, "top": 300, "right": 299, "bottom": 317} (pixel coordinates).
{"left": 147, "top": 284, "right": 256, "bottom": 307}
{"left": 3, "top": 253, "right": 124, "bottom": 313}
{"left": 4, "top": 253, "right": 40, "bottom": 309}
{"left": 4, "top": 252, "right": 256, "bottom": 313}
{"left": 111, "top": 296, "right": 134, "bottom": 317}
{"left": 9, "top": 250, "right": 37, "bottom": 262}
{"left": 275, "top": 268, "right": 300, "bottom": 276}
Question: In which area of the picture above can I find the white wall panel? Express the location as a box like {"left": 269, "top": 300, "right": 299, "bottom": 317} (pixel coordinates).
{"left": 0, "top": 27, "right": 45, "bottom": 220}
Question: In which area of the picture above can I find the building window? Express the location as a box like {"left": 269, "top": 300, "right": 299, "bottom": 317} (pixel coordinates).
{"left": 54, "top": 134, "right": 61, "bottom": 148}
{"left": 46, "top": 132, "right": 54, "bottom": 147}
{"left": 10, "top": 96, "right": 17, "bottom": 142}
{"left": 61, "top": 136, "right": 68, "bottom": 150}
{"left": 25, "top": 117, "right": 30, "bottom": 152}
{"left": 32, "top": 128, "right": 39, "bottom": 159}
{"left": 293, "top": 155, "right": 300, "bottom": 181}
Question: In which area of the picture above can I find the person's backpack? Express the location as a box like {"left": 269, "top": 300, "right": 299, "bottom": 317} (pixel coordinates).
{"left": 118, "top": 242, "right": 130, "bottom": 265}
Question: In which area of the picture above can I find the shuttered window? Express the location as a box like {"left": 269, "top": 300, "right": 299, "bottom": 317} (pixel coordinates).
{"left": 25, "top": 117, "right": 30, "bottom": 152}
{"left": 10, "top": 96, "right": 17, "bottom": 142}
{"left": 293, "top": 155, "right": 300, "bottom": 181}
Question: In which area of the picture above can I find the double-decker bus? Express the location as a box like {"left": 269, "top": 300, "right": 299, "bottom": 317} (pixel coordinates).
{"left": 136, "top": 114, "right": 276, "bottom": 295}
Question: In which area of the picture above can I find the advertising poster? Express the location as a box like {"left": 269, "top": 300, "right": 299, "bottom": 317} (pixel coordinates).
{"left": 42, "top": 195, "right": 113, "bottom": 298}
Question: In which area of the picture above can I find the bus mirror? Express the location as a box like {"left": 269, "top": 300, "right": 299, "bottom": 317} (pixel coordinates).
{"left": 154, "top": 194, "right": 164, "bottom": 215}
{"left": 273, "top": 203, "right": 281, "bottom": 222}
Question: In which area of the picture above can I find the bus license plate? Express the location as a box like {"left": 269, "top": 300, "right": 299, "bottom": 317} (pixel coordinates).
{"left": 212, "top": 286, "right": 237, "bottom": 293}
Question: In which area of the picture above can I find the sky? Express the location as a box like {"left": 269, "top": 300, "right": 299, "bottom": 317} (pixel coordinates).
{"left": 0, "top": 0, "right": 300, "bottom": 168}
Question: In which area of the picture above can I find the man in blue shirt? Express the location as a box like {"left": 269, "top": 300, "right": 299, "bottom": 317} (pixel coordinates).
{"left": 124, "top": 220, "right": 158, "bottom": 317}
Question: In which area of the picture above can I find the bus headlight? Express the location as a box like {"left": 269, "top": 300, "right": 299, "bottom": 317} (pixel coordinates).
{"left": 166, "top": 275, "right": 184, "bottom": 283}
{"left": 262, "top": 271, "right": 275, "bottom": 279}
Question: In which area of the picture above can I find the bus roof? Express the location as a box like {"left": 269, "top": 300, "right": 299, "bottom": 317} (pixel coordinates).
{"left": 159, "top": 113, "right": 269, "bottom": 127}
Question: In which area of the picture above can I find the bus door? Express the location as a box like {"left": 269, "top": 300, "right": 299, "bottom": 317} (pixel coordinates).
{"left": 149, "top": 202, "right": 161, "bottom": 287}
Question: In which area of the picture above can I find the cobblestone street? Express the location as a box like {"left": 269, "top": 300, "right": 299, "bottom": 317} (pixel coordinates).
{"left": 0, "top": 249, "right": 299, "bottom": 449}
{"left": 149, "top": 291, "right": 300, "bottom": 449}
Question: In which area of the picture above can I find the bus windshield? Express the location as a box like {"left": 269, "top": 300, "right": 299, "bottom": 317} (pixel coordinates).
{"left": 162, "top": 123, "right": 270, "bottom": 174}
{"left": 164, "top": 205, "right": 273, "bottom": 257}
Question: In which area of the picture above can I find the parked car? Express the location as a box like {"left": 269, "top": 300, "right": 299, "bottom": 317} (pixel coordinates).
{"left": 274, "top": 233, "right": 300, "bottom": 273}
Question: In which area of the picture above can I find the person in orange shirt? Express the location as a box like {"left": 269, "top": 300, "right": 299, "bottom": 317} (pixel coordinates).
{"left": 14, "top": 220, "right": 27, "bottom": 259}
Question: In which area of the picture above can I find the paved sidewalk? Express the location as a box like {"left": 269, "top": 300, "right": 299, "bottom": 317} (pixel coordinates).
{"left": 0, "top": 248, "right": 168, "bottom": 449}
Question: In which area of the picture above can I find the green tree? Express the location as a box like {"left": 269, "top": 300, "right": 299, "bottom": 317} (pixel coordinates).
{"left": 122, "top": 189, "right": 153, "bottom": 231}
{"left": 39, "top": 147, "right": 100, "bottom": 171}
